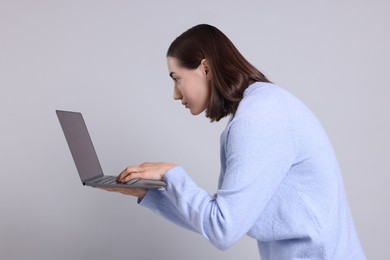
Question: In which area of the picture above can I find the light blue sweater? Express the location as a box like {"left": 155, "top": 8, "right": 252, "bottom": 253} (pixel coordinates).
{"left": 140, "top": 83, "right": 366, "bottom": 259}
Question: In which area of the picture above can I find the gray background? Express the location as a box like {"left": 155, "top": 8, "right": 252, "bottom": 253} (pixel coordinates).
{"left": 1, "top": 0, "right": 389, "bottom": 259}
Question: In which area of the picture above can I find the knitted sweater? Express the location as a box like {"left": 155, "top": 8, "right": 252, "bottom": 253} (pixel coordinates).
{"left": 140, "top": 82, "right": 366, "bottom": 259}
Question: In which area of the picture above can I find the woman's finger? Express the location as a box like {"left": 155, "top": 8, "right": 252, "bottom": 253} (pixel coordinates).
{"left": 117, "top": 165, "right": 141, "bottom": 182}
{"left": 122, "top": 171, "right": 147, "bottom": 182}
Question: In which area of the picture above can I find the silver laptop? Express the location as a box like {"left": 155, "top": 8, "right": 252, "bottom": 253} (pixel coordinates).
{"left": 56, "top": 110, "right": 166, "bottom": 189}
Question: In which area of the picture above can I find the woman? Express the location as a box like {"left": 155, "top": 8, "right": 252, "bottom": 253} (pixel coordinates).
{"left": 101, "top": 24, "right": 366, "bottom": 259}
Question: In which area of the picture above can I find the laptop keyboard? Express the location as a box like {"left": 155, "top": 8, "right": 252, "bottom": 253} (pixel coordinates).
{"left": 99, "top": 176, "right": 117, "bottom": 184}
{"left": 94, "top": 176, "right": 139, "bottom": 185}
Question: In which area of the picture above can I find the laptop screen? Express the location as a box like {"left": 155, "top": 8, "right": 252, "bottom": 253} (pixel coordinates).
{"left": 56, "top": 111, "right": 104, "bottom": 183}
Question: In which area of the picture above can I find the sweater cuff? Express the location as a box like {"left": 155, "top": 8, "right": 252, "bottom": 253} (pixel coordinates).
{"left": 139, "top": 166, "right": 190, "bottom": 209}
{"left": 138, "top": 189, "right": 162, "bottom": 208}
{"left": 163, "top": 166, "right": 189, "bottom": 190}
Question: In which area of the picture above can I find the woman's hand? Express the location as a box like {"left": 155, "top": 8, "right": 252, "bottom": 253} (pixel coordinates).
{"left": 98, "top": 187, "right": 148, "bottom": 199}
{"left": 97, "top": 162, "right": 176, "bottom": 199}
{"left": 116, "top": 162, "right": 176, "bottom": 183}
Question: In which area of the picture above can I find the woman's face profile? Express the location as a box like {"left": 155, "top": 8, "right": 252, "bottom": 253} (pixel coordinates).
{"left": 167, "top": 57, "right": 211, "bottom": 116}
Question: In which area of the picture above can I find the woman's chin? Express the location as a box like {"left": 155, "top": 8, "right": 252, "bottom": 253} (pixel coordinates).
{"left": 189, "top": 108, "right": 206, "bottom": 116}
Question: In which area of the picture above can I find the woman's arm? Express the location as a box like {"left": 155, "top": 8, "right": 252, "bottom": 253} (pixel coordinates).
{"left": 98, "top": 162, "right": 198, "bottom": 233}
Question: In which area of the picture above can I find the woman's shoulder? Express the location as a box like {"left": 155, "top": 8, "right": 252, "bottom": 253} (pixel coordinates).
{"left": 234, "top": 82, "right": 316, "bottom": 130}
{"left": 243, "top": 82, "right": 294, "bottom": 101}
{"left": 238, "top": 82, "right": 299, "bottom": 115}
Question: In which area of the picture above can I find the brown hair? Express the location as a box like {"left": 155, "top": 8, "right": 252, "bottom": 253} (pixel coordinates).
{"left": 167, "top": 24, "right": 271, "bottom": 122}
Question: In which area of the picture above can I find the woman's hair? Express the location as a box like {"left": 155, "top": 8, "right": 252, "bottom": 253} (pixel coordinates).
{"left": 167, "top": 24, "right": 271, "bottom": 122}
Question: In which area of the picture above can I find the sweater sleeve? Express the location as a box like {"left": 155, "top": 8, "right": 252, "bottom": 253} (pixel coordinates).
{"left": 139, "top": 188, "right": 199, "bottom": 233}
{"left": 158, "top": 101, "right": 295, "bottom": 250}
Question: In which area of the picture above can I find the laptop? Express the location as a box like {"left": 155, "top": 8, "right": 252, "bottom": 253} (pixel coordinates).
{"left": 56, "top": 110, "right": 166, "bottom": 189}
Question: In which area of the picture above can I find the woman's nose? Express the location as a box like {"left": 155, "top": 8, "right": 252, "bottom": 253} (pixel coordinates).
{"left": 173, "top": 86, "right": 183, "bottom": 100}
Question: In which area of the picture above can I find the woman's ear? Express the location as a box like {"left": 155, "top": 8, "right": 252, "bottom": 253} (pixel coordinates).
{"left": 200, "top": 59, "right": 210, "bottom": 79}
